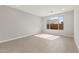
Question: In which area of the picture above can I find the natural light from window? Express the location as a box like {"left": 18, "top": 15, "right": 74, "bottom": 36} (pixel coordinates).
{"left": 34, "top": 34, "right": 60, "bottom": 40}
{"left": 47, "top": 16, "right": 64, "bottom": 30}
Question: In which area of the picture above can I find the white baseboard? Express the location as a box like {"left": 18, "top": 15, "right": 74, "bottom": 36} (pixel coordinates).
{"left": 0, "top": 33, "right": 40, "bottom": 43}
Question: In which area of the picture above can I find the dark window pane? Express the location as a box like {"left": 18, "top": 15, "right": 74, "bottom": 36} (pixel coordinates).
{"left": 59, "top": 16, "right": 64, "bottom": 30}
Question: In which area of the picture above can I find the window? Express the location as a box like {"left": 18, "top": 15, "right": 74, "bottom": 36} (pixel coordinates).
{"left": 47, "top": 16, "right": 64, "bottom": 30}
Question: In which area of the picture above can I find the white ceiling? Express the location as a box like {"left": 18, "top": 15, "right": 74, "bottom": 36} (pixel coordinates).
{"left": 8, "top": 5, "right": 76, "bottom": 17}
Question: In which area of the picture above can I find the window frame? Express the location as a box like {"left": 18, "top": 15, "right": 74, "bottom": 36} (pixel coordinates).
{"left": 46, "top": 16, "right": 64, "bottom": 30}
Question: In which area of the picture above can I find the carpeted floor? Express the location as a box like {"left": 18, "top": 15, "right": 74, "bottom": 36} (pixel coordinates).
{"left": 0, "top": 34, "right": 78, "bottom": 53}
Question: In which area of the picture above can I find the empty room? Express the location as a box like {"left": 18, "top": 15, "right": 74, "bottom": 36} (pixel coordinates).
{"left": 0, "top": 5, "right": 79, "bottom": 53}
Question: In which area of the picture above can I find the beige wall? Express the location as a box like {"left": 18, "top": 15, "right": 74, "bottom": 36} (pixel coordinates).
{"left": 74, "top": 7, "right": 79, "bottom": 49}
{"left": 0, "top": 6, "right": 42, "bottom": 41}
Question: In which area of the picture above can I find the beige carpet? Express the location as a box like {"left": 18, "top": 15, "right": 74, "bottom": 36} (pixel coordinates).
{"left": 0, "top": 34, "right": 78, "bottom": 53}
